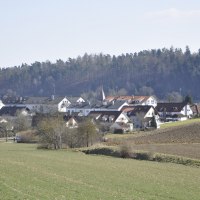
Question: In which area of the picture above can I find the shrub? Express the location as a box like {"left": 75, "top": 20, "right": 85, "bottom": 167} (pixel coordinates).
{"left": 153, "top": 154, "right": 200, "bottom": 167}
{"left": 82, "top": 147, "right": 120, "bottom": 157}
{"left": 120, "top": 143, "right": 132, "bottom": 158}
{"left": 134, "top": 152, "right": 153, "bottom": 160}
{"left": 16, "top": 130, "right": 38, "bottom": 143}
{"left": 114, "top": 129, "right": 124, "bottom": 134}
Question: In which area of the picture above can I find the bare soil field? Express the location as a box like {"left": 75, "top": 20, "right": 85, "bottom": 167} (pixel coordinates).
{"left": 106, "top": 122, "right": 200, "bottom": 145}
{"left": 131, "top": 123, "right": 200, "bottom": 144}
{"left": 131, "top": 143, "right": 200, "bottom": 160}
{"left": 105, "top": 122, "right": 200, "bottom": 159}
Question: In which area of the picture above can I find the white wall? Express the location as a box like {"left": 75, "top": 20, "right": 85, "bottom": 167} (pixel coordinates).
{"left": 143, "top": 96, "right": 157, "bottom": 107}
{"left": 0, "top": 100, "right": 5, "bottom": 109}
{"left": 115, "top": 113, "right": 129, "bottom": 123}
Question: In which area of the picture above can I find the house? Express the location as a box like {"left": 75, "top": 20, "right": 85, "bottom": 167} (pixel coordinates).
{"left": 105, "top": 95, "right": 157, "bottom": 107}
{"left": 66, "top": 97, "right": 85, "bottom": 105}
{"left": 0, "top": 106, "right": 30, "bottom": 117}
{"left": 89, "top": 110, "right": 133, "bottom": 133}
{"left": 65, "top": 100, "right": 129, "bottom": 116}
{"left": 63, "top": 114, "right": 97, "bottom": 129}
{"left": 65, "top": 102, "right": 92, "bottom": 116}
{"left": 190, "top": 104, "right": 200, "bottom": 117}
{"left": 63, "top": 115, "right": 85, "bottom": 128}
{"left": 2, "top": 96, "right": 55, "bottom": 113}
{"left": 0, "top": 106, "right": 31, "bottom": 129}
{"left": 124, "top": 105, "right": 160, "bottom": 129}
{"left": 110, "top": 122, "right": 133, "bottom": 133}
{"left": 89, "top": 111, "right": 129, "bottom": 123}
{"left": 156, "top": 102, "right": 193, "bottom": 121}
{"left": 0, "top": 118, "right": 8, "bottom": 123}
{"left": 2, "top": 95, "right": 85, "bottom": 113}
{"left": 21, "top": 96, "right": 76, "bottom": 113}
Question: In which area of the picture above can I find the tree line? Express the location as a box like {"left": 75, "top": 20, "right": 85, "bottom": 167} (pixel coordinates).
{"left": 1, "top": 46, "right": 200, "bottom": 101}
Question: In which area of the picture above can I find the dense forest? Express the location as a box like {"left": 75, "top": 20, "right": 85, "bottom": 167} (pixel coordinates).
{"left": 0, "top": 46, "right": 200, "bottom": 101}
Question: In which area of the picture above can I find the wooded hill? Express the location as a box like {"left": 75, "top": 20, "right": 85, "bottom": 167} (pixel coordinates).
{"left": 1, "top": 47, "right": 200, "bottom": 100}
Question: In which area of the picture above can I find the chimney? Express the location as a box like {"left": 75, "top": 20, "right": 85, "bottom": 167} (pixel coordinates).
{"left": 51, "top": 95, "right": 55, "bottom": 100}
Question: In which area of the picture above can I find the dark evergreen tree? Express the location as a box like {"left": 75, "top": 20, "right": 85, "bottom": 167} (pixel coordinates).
{"left": 0, "top": 48, "right": 200, "bottom": 101}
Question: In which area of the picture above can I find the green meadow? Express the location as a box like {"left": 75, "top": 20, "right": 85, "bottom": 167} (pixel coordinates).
{"left": 0, "top": 143, "right": 200, "bottom": 200}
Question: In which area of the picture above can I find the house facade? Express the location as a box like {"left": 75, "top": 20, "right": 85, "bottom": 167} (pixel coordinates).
{"left": 156, "top": 102, "right": 193, "bottom": 121}
{"left": 89, "top": 110, "right": 133, "bottom": 132}
{"left": 125, "top": 105, "right": 160, "bottom": 129}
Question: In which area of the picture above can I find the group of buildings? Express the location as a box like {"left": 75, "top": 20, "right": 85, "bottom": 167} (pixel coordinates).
{"left": 0, "top": 90, "right": 199, "bottom": 133}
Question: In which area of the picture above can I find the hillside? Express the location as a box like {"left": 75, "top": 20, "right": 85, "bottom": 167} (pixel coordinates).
{"left": 1, "top": 47, "right": 200, "bottom": 100}
{"left": 131, "top": 122, "right": 200, "bottom": 144}
{"left": 105, "top": 120, "right": 200, "bottom": 159}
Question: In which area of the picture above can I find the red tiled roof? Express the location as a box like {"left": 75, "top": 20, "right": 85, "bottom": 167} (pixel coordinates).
{"left": 105, "top": 95, "right": 152, "bottom": 102}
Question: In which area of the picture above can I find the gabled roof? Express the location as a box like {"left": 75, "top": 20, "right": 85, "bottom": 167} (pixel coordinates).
{"left": 156, "top": 102, "right": 187, "bottom": 112}
{"left": 66, "top": 100, "right": 127, "bottom": 111}
{"left": 63, "top": 115, "right": 85, "bottom": 123}
{"left": 121, "top": 106, "right": 136, "bottom": 112}
{"left": 67, "top": 102, "right": 91, "bottom": 109}
{"left": 0, "top": 106, "right": 30, "bottom": 116}
{"left": 124, "top": 105, "right": 154, "bottom": 116}
{"left": 45, "top": 96, "right": 66, "bottom": 105}
{"left": 106, "top": 100, "right": 127, "bottom": 110}
{"left": 20, "top": 97, "right": 48, "bottom": 104}
{"left": 105, "top": 95, "right": 155, "bottom": 104}
{"left": 106, "top": 96, "right": 134, "bottom": 102}
{"left": 66, "top": 97, "right": 85, "bottom": 104}
{"left": 89, "top": 111, "right": 122, "bottom": 122}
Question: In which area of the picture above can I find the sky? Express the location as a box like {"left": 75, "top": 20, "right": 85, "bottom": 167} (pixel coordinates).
{"left": 0, "top": 0, "right": 200, "bottom": 68}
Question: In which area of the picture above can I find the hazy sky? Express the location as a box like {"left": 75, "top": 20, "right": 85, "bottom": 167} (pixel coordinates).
{"left": 0, "top": 0, "right": 200, "bottom": 68}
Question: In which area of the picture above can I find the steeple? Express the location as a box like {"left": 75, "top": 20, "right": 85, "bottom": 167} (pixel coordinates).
{"left": 101, "top": 86, "right": 105, "bottom": 101}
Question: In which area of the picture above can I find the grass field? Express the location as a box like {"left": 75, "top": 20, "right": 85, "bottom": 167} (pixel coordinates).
{"left": 0, "top": 143, "right": 200, "bottom": 200}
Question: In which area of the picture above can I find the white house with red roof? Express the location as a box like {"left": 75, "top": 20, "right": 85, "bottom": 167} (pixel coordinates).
{"left": 105, "top": 95, "right": 157, "bottom": 107}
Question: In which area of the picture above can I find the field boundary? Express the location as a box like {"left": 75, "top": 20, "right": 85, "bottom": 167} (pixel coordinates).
{"left": 81, "top": 146, "right": 200, "bottom": 167}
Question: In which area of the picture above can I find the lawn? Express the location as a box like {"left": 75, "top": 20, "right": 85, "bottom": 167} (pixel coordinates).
{"left": 0, "top": 143, "right": 200, "bottom": 200}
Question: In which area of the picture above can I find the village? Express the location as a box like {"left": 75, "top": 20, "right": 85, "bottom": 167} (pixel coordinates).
{"left": 0, "top": 88, "right": 199, "bottom": 135}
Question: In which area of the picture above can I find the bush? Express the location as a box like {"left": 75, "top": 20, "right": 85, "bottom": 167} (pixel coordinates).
{"left": 16, "top": 130, "right": 38, "bottom": 143}
{"left": 114, "top": 129, "right": 124, "bottom": 134}
{"left": 134, "top": 152, "right": 153, "bottom": 160}
{"left": 82, "top": 147, "right": 120, "bottom": 157}
{"left": 120, "top": 144, "right": 132, "bottom": 158}
{"left": 82, "top": 146, "right": 200, "bottom": 167}
{"left": 153, "top": 154, "right": 200, "bottom": 167}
